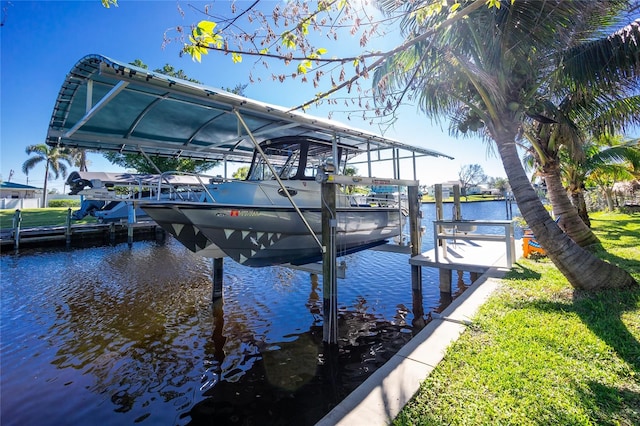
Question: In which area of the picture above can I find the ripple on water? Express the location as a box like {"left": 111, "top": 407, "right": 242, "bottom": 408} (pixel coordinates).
{"left": 1, "top": 202, "right": 517, "bottom": 424}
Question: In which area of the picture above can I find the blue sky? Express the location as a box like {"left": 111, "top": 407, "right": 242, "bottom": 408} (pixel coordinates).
{"left": 2, "top": 0, "right": 514, "bottom": 193}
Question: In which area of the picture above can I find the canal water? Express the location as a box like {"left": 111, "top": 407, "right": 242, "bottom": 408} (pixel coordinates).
{"left": 1, "top": 201, "right": 519, "bottom": 425}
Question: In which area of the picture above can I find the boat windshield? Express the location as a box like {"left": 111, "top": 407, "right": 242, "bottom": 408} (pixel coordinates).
{"left": 247, "top": 139, "right": 344, "bottom": 181}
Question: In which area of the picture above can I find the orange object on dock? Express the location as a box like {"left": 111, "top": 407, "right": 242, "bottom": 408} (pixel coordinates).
{"left": 522, "top": 230, "right": 546, "bottom": 258}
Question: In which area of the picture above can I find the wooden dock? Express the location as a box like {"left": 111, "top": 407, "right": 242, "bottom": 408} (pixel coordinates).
{"left": 410, "top": 239, "right": 519, "bottom": 273}
{"left": 0, "top": 221, "right": 164, "bottom": 251}
{"left": 409, "top": 238, "right": 522, "bottom": 293}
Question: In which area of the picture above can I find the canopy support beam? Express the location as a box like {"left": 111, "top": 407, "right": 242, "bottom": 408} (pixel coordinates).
{"left": 63, "top": 80, "right": 128, "bottom": 138}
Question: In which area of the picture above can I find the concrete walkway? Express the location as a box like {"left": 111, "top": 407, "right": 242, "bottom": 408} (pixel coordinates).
{"left": 316, "top": 260, "right": 514, "bottom": 425}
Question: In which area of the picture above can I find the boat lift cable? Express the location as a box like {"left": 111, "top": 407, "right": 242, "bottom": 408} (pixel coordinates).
{"left": 234, "top": 109, "right": 323, "bottom": 251}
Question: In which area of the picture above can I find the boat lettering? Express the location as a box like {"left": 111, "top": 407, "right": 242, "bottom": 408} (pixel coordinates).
{"left": 230, "top": 210, "right": 259, "bottom": 217}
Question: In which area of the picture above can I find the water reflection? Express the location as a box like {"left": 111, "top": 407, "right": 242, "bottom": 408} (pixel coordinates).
{"left": 1, "top": 202, "right": 516, "bottom": 425}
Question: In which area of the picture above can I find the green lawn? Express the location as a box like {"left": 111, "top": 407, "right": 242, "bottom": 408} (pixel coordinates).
{"left": 394, "top": 211, "right": 640, "bottom": 425}
{"left": 0, "top": 207, "right": 98, "bottom": 229}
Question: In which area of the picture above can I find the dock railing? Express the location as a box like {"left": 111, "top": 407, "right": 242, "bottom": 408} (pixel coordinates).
{"left": 433, "top": 219, "right": 517, "bottom": 268}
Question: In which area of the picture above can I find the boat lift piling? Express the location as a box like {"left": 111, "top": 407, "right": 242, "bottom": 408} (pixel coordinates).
{"left": 320, "top": 174, "right": 422, "bottom": 345}
{"left": 212, "top": 258, "right": 224, "bottom": 302}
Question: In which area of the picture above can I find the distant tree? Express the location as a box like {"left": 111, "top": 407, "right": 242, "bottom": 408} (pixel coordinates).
{"left": 153, "top": 63, "right": 201, "bottom": 83}
{"left": 67, "top": 148, "right": 91, "bottom": 172}
{"left": 22, "top": 144, "right": 72, "bottom": 207}
{"left": 342, "top": 165, "right": 364, "bottom": 194}
{"left": 458, "top": 164, "right": 486, "bottom": 198}
{"left": 488, "top": 176, "right": 510, "bottom": 195}
{"left": 102, "top": 152, "right": 214, "bottom": 174}
{"left": 232, "top": 166, "right": 250, "bottom": 180}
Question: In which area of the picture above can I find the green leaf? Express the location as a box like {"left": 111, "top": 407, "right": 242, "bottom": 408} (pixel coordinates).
{"left": 197, "top": 20, "right": 217, "bottom": 35}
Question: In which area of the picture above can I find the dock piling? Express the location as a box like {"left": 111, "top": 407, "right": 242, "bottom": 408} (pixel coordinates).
{"left": 127, "top": 202, "right": 135, "bottom": 247}
{"left": 321, "top": 180, "right": 338, "bottom": 345}
{"left": 408, "top": 185, "right": 424, "bottom": 324}
{"left": 212, "top": 258, "right": 224, "bottom": 301}
{"left": 66, "top": 208, "right": 72, "bottom": 248}
{"left": 12, "top": 209, "right": 22, "bottom": 250}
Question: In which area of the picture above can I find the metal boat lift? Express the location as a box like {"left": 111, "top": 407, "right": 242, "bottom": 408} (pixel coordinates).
{"left": 45, "top": 54, "right": 454, "bottom": 344}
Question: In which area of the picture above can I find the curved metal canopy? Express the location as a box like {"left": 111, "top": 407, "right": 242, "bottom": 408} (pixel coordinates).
{"left": 46, "top": 54, "right": 453, "bottom": 163}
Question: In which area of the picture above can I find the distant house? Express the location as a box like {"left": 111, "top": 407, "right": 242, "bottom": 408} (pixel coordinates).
{"left": 425, "top": 181, "right": 461, "bottom": 198}
{"left": 1, "top": 182, "right": 42, "bottom": 209}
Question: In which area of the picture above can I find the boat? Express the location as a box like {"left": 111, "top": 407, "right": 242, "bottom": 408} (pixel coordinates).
{"left": 66, "top": 171, "right": 210, "bottom": 223}
{"left": 45, "top": 54, "right": 454, "bottom": 267}
{"left": 142, "top": 136, "right": 407, "bottom": 267}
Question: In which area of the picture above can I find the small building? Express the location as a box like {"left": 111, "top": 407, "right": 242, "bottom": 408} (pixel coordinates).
{"left": 426, "top": 181, "right": 461, "bottom": 198}
{"left": 1, "top": 182, "right": 42, "bottom": 209}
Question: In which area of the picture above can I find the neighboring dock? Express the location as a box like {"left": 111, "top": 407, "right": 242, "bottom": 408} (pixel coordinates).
{"left": 0, "top": 221, "right": 164, "bottom": 251}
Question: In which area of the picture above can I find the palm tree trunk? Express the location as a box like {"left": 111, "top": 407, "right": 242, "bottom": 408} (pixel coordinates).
{"left": 494, "top": 127, "right": 635, "bottom": 290}
{"left": 571, "top": 190, "right": 591, "bottom": 228}
{"left": 541, "top": 163, "right": 599, "bottom": 247}
{"left": 42, "top": 160, "right": 50, "bottom": 208}
{"left": 603, "top": 187, "right": 615, "bottom": 211}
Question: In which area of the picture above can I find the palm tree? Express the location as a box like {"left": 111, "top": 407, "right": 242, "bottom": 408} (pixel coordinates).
{"left": 22, "top": 144, "right": 73, "bottom": 207}
{"left": 67, "top": 148, "right": 90, "bottom": 172}
{"left": 521, "top": 71, "right": 640, "bottom": 246}
{"left": 563, "top": 137, "right": 640, "bottom": 216}
{"left": 373, "top": 0, "right": 639, "bottom": 289}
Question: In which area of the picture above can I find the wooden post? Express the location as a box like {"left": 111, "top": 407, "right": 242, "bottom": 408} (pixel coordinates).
{"left": 321, "top": 180, "right": 338, "bottom": 345}
{"left": 12, "top": 209, "right": 22, "bottom": 250}
{"left": 453, "top": 185, "right": 461, "bottom": 220}
{"left": 439, "top": 269, "right": 452, "bottom": 293}
{"left": 155, "top": 226, "right": 166, "bottom": 244}
{"left": 109, "top": 222, "right": 116, "bottom": 245}
{"left": 66, "top": 208, "right": 72, "bottom": 248}
{"left": 212, "top": 258, "right": 224, "bottom": 301}
{"left": 408, "top": 184, "right": 424, "bottom": 327}
{"left": 434, "top": 184, "right": 443, "bottom": 238}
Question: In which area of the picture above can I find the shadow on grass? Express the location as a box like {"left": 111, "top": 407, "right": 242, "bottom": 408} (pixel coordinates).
{"left": 524, "top": 286, "right": 640, "bottom": 424}
{"left": 591, "top": 217, "right": 640, "bottom": 250}
{"left": 573, "top": 288, "right": 640, "bottom": 372}
{"left": 576, "top": 381, "right": 640, "bottom": 425}
{"left": 530, "top": 287, "right": 640, "bottom": 373}
{"left": 589, "top": 247, "right": 640, "bottom": 280}
{"left": 504, "top": 262, "right": 542, "bottom": 281}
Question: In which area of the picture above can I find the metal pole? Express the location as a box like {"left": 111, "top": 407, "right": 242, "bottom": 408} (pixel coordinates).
{"left": 367, "top": 142, "right": 372, "bottom": 178}
{"left": 321, "top": 180, "right": 338, "bottom": 345}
